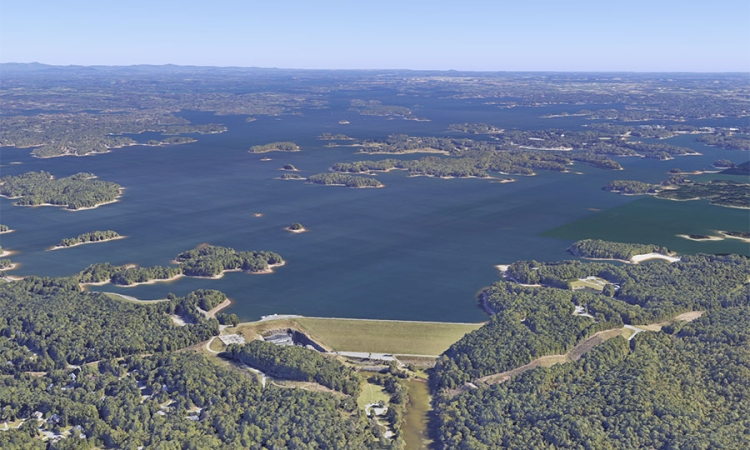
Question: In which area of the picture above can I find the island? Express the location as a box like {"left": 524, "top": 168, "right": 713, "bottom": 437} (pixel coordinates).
{"left": 249, "top": 141, "right": 300, "bottom": 153}
{"left": 75, "top": 245, "right": 285, "bottom": 287}
{"left": 287, "top": 222, "right": 307, "bottom": 233}
{"left": 280, "top": 164, "right": 299, "bottom": 171}
{"left": 277, "top": 173, "right": 304, "bottom": 180}
{"left": 307, "top": 173, "right": 384, "bottom": 188}
{"left": 448, "top": 123, "right": 504, "bottom": 134}
{"left": 318, "top": 133, "right": 355, "bottom": 140}
{"left": 52, "top": 230, "right": 123, "bottom": 250}
{"left": 0, "top": 224, "right": 12, "bottom": 234}
{"left": 0, "top": 171, "right": 122, "bottom": 210}
{"left": 719, "top": 231, "right": 750, "bottom": 243}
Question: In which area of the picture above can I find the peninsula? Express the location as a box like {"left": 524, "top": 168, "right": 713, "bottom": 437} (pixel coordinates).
{"left": 51, "top": 230, "right": 124, "bottom": 250}
{"left": 0, "top": 171, "right": 122, "bottom": 210}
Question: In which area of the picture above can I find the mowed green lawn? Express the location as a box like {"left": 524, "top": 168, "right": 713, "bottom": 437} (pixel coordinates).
{"left": 294, "top": 318, "right": 484, "bottom": 356}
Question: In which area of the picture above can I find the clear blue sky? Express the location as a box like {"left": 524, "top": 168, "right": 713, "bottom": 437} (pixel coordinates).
{"left": 1, "top": 0, "right": 748, "bottom": 71}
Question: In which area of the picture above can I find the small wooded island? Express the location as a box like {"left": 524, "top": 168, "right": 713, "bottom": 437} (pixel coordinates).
{"left": 278, "top": 173, "right": 304, "bottom": 180}
{"left": 249, "top": 141, "right": 300, "bottom": 153}
{"left": 281, "top": 164, "right": 298, "bottom": 171}
{"left": 0, "top": 224, "right": 10, "bottom": 233}
{"left": 287, "top": 222, "right": 306, "bottom": 233}
{"left": 76, "top": 245, "right": 285, "bottom": 287}
{"left": 307, "top": 173, "right": 383, "bottom": 188}
{"left": 53, "top": 230, "right": 123, "bottom": 249}
{"left": 0, "top": 171, "right": 122, "bottom": 210}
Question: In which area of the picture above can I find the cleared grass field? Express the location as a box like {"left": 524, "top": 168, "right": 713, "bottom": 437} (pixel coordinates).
{"left": 358, "top": 381, "right": 390, "bottom": 409}
{"left": 294, "top": 318, "right": 484, "bottom": 356}
{"left": 569, "top": 276, "right": 610, "bottom": 292}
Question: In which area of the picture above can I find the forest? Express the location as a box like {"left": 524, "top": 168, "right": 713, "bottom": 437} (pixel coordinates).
{"left": 307, "top": 173, "right": 384, "bottom": 188}
{"left": 433, "top": 307, "right": 750, "bottom": 449}
{"left": 0, "top": 352, "right": 384, "bottom": 449}
{"left": 0, "top": 172, "right": 121, "bottom": 210}
{"left": 432, "top": 252, "right": 750, "bottom": 389}
{"left": 248, "top": 141, "right": 299, "bottom": 153}
{"left": 0, "top": 113, "right": 225, "bottom": 158}
{"left": 568, "top": 239, "right": 671, "bottom": 261}
{"left": 55, "top": 231, "right": 120, "bottom": 248}
{"left": 225, "top": 341, "right": 361, "bottom": 395}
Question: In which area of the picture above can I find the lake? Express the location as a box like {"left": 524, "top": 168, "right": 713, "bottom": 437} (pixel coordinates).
{"left": 1, "top": 93, "right": 747, "bottom": 322}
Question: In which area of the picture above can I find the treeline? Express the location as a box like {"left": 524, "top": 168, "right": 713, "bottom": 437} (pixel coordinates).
{"left": 0, "top": 112, "right": 224, "bottom": 158}
{"left": 569, "top": 239, "right": 670, "bottom": 260}
{"left": 656, "top": 179, "right": 750, "bottom": 209}
{"left": 175, "top": 245, "right": 283, "bottom": 277}
{"left": 605, "top": 178, "right": 750, "bottom": 208}
{"left": 332, "top": 150, "right": 620, "bottom": 181}
{"left": 448, "top": 123, "right": 504, "bottom": 134}
{"left": 603, "top": 179, "right": 659, "bottom": 194}
{"left": 0, "top": 352, "right": 383, "bottom": 449}
{"left": 697, "top": 132, "right": 750, "bottom": 150}
{"left": 249, "top": 141, "right": 299, "bottom": 153}
{"left": 0, "top": 277, "right": 220, "bottom": 373}
{"left": 56, "top": 230, "right": 120, "bottom": 248}
{"left": 319, "top": 133, "right": 354, "bottom": 140}
{"left": 144, "top": 136, "right": 196, "bottom": 146}
{"left": 0, "top": 171, "right": 121, "bottom": 210}
{"left": 279, "top": 173, "right": 304, "bottom": 180}
{"left": 0, "top": 224, "right": 9, "bottom": 232}
{"left": 432, "top": 252, "right": 750, "bottom": 389}
{"left": 0, "top": 259, "right": 13, "bottom": 269}
{"left": 225, "top": 340, "right": 361, "bottom": 395}
{"left": 350, "top": 99, "right": 413, "bottom": 118}
{"left": 433, "top": 307, "right": 750, "bottom": 449}
{"left": 75, "top": 246, "right": 284, "bottom": 286}
{"left": 307, "top": 173, "right": 384, "bottom": 188}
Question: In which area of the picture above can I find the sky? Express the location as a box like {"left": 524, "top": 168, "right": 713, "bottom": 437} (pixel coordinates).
{"left": 1, "top": 0, "right": 749, "bottom": 72}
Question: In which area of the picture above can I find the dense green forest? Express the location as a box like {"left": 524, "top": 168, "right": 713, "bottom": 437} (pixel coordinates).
{"left": 279, "top": 173, "right": 304, "bottom": 180}
{"left": 0, "top": 172, "right": 122, "bottom": 210}
{"left": 307, "top": 173, "right": 384, "bottom": 188}
{"left": 55, "top": 231, "right": 120, "bottom": 248}
{"left": 248, "top": 141, "right": 299, "bottom": 153}
{"left": 433, "top": 252, "right": 750, "bottom": 389}
{"left": 0, "top": 352, "right": 383, "bottom": 449}
{"left": 0, "top": 278, "right": 220, "bottom": 373}
{"left": 174, "top": 245, "right": 283, "bottom": 277}
{"left": 73, "top": 246, "right": 284, "bottom": 286}
{"left": 226, "top": 341, "right": 361, "bottom": 395}
{"left": 656, "top": 179, "right": 750, "bottom": 209}
{"left": 569, "top": 239, "right": 671, "bottom": 260}
{"left": 0, "top": 259, "right": 13, "bottom": 270}
{"left": 603, "top": 180, "right": 659, "bottom": 194}
{"left": 433, "top": 307, "right": 750, "bottom": 449}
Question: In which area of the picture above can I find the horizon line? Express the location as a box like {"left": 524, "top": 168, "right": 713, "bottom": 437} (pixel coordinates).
{"left": 2, "top": 62, "right": 749, "bottom": 75}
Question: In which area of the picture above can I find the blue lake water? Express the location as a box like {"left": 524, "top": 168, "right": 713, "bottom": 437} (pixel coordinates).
{"left": 1, "top": 96, "right": 748, "bottom": 322}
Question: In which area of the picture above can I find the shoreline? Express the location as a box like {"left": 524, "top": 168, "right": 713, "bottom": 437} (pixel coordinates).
{"left": 286, "top": 227, "right": 307, "bottom": 233}
{"left": 1, "top": 188, "right": 124, "bottom": 211}
{"left": 0, "top": 229, "right": 15, "bottom": 235}
{"left": 676, "top": 234, "right": 724, "bottom": 242}
{"left": 0, "top": 263, "right": 19, "bottom": 272}
{"left": 48, "top": 235, "right": 126, "bottom": 251}
{"left": 0, "top": 250, "right": 17, "bottom": 258}
{"left": 718, "top": 231, "right": 750, "bottom": 243}
{"left": 579, "top": 252, "right": 681, "bottom": 264}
